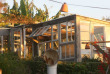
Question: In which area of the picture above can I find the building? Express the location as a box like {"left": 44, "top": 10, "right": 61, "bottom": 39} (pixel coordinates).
{"left": 0, "top": 14, "right": 110, "bottom": 62}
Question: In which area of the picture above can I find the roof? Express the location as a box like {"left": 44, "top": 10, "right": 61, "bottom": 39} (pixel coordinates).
{"left": 25, "top": 14, "right": 76, "bottom": 28}
{"left": 0, "top": 28, "right": 10, "bottom": 36}
{"left": 13, "top": 14, "right": 110, "bottom": 28}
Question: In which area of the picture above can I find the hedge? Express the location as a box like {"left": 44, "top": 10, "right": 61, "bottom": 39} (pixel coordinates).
{"left": 0, "top": 52, "right": 110, "bottom": 74}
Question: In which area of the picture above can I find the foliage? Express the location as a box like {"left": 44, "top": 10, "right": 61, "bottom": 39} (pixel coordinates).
{"left": 0, "top": 52, "right": 27, "bottom": 74}
{"left": 57, "top": 62, "right": 110, "bottom": 74}
{"left": 20, "top": 0, "right": 26, "bottom": 16}
{"left": 0, "top": 0, "right": 62, "bottom": 26}
{"left": 0, "top": 52, "right": 109, "bottom": 74}
{"left": 58, "top": 63, "right": 87, "bottom": 74}
{"left": 0, "top": 52, "right": 47, "bottom": 74}
{"left": 25, "top": 56, "right": 47, "bottom": 74}
{"left": 82, "top": 55, "right": 101, "bottom": 62}
{"left": 0, "top": 0, "right": 8, "bottom": 13}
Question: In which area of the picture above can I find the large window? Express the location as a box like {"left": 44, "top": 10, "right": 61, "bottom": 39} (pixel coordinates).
{"left": 60, "top": 20, "right": 75, "bottom": 60}
{"left": 80, "top": 21, "right": 90, "bottom": 49}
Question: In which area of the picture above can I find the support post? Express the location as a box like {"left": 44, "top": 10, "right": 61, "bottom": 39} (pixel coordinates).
{"left": 10, "top": 28, "right": 14, "bottom": 52}
{"left": 32, "top": 27, "right": 38, "bottom": 57}
{"left": 23, "top": 27, "right": 26, "bottom": 58}
{"left": 74, "top": 15, "right": 81, "bottom": 62}
{"left": 1, "top": 36, "right": 3, "bottom": 54}
{"left": 20, "top": 29, "right": 23, "bottom": 57}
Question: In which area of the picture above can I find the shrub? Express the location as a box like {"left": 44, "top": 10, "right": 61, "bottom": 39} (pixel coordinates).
{"left": 82, "top": 55, "right": 101, "bottom": 62}
{"left": 25, "top": 56, "right": 47, "bottom": 74}
{"left": 0, "top": 52, "right": 47, "bottom": 74}
{"left": 58, "top": 63, "right": 88, "bottom": 74}
{"left": 0, "top": 52, "right": 27, "bottom": 74}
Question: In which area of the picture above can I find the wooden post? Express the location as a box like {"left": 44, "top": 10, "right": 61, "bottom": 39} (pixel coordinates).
{"left": 20, "top": 29, "right": 23, "bottom": 57}
{"left": 74, "top": 15, "right": 81, "bottom": 62}
{"left": 23, "top": 27, "right": 26, "bottom": 58}
{"left": 1, "top": 36, "right": 3, "bottom": 54}
{"left": 10, "top": 28, "right": 14, "bottom": 52}
{"left": 32, "top": 27, "right": 38, "bottom": 57}
{"left": 58, "top": 23, "right": 62, "bottom": 59}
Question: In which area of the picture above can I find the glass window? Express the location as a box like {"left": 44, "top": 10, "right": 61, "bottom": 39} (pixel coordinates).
{"left": 80, "top": 32, "right": 90, "bottom": 40}
{"left": 60, "top": 21, "right": 75, "bottom": 43}
{"left": 66, "top": 44, "right": 70, "bottom": 58}
{"left": 14, "top": 31, "right": 20, "bottom": 52}
{"left": 53, "top": 41, "right": 59, "bottom": 50}
{"left": 68, "top": 21, "right": 75, "bottom": 42}
{"left": 29, "top": 26, "right": 50, "bottom": 37}
{"left": 39, "top": 44, "right": 45, "bottom": 56}
{"left": 42, "top": 26, "right": 51, "bottom": 37}
{"left": 3, "top": 36, "right": 8, "bottom": 51}
{"left": 61, "top": 22, "right": 66, "bottom": 42}
{"left": 80, "top": 21, "right": 90, "bottom": 31}
{"left": 0, "top": 36, "right": 8, "bottom": 53}
{"left": 70, "top": 44, "right": 74, "bottom": 57}
{"left": 61, "top": 44, "right": 75, "bottom": 59}
{"left": 45, "top": 42, "right": 51, "bottom": 50}
{"left": 61, "top": 45, "right": 66, "bottom": 59}
{"left": 94, "top": 26, "right": 105, "bottom": 49}
{"left": 53, "top": 25, "right": 58, "bottom": 40}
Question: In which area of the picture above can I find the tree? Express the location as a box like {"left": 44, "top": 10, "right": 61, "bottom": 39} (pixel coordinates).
{"left": 20, "top": 0, "right": 26, "bottom": 16}
{"left": 0, "top": 0, "right": 62, "bottom": 27}
{"left": 0, "top": 0, "right": 8, "bottom": 13}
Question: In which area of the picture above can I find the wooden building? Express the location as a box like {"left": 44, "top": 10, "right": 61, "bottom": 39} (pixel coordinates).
{"left": 0, "top": 14, "right": 110, "bottom": 62}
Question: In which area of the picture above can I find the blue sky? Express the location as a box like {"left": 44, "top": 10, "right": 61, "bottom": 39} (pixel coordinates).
{"left": 6, "top": 0, "right": 110, "bottom": 20}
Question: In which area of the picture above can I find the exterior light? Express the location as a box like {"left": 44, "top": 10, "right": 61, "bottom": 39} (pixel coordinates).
{"left": 85, "top": 43, "right": 90, "bottom": 49}
{"left": 60, "top": 3, "right": 68, "bottom": 12}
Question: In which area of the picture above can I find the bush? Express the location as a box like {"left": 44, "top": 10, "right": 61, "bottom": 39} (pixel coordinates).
{"left": 0, "top": 52, "right": 47, "bottom": 74}
{"left": 25, "top": 56, "right": 47, "bottom": 74}
{"left": 0, "top": 52, "right": 27, "bottom": 74}
{"left": 0, "top": 52, "right": 109, "bottom": 74}
{"left": 82, "top": 55, "right": 101, "bottom": 62}
{"left": 58, "top": 63, "right": 88, "bottom": 74}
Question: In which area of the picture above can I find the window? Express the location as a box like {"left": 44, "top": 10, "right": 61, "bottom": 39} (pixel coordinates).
{"left": 80, "top": 21, "right": 90, "bottom": 49}
{"left": 38, "top": 44, "right": 45, "bottom": 56}
{"left": 29, "top": 26, "right": 50, "bottom": 37}
{"left": 53, "top": 25, "right": 58, "bottom": 40}
{"left": 61, "top": 22, "right": 66, "bottom": 42}
{"left": 14, "top": 31, "right": 21, "bottom": 52}
{"left": 94, "top": 26, "right": 106, "bottom": 49}
{"left": 53, "top": 41, "right": 59, "bottom": 50}
{"left": 60, "top": 21, "right": 75, "bottom": 43}
{"left": 61, "top": 44, "right": 74, "bottom": 59}
{"left": 68, "top": 21, "right": 75, "bottom": 42}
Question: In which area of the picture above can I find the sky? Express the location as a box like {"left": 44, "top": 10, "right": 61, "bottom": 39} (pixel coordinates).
{"left": 5, "top": 0, "right": 110, "bottom": 20}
